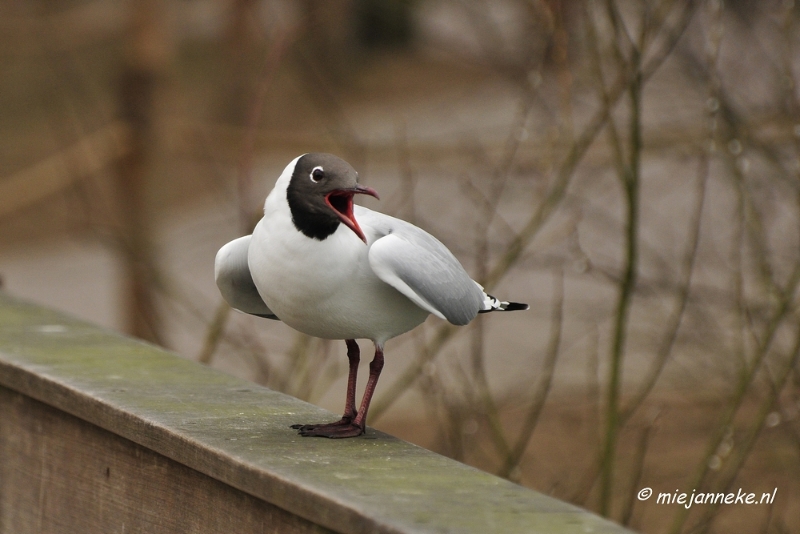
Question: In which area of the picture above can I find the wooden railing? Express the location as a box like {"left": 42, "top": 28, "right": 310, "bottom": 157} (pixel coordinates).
{"left": 0, "top": 294, "right": 632, "bottom": 534}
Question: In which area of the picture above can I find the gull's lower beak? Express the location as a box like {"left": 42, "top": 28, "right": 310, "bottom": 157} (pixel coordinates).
{"left": 325, "top": 185, "right": 380, "bottom": 244}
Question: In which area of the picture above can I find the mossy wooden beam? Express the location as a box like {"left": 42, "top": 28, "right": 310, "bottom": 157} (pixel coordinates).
{"left": 0, "top": 294, "right": 632, "bottom": 534}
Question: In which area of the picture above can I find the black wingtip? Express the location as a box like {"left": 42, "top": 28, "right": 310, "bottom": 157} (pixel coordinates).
{"left": 478, "top": 300, "right": 530, "bottom": 313}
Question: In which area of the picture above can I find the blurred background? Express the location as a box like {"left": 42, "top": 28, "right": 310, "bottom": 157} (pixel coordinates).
{"left": 1, "top": 0, "right": 799, "bottom": 532}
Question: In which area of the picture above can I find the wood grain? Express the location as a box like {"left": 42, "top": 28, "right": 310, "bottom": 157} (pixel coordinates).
{"left": 0, "top": 386, "right": 333, "bottom": 534}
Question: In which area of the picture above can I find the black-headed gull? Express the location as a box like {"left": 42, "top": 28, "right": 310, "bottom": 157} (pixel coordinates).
{"left": 215, "top": 153, "right": 527, "bottom": 438}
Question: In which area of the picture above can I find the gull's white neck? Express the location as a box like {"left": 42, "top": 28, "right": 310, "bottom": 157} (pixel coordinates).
{"left": 264, "top": 154, "right": 303, "bottom": 215}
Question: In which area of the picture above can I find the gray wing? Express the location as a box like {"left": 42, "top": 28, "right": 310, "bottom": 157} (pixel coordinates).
{"left": 365, "top": 212, "right": 484, "bottom": 326}
{"left": 214, "top": 235, "right": 279, "bottom": 320}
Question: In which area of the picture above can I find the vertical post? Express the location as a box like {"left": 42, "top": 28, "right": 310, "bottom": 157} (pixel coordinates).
{"left": 222, "top": 0, "right": 258, "bottom": 125}
{"left": 115, "top": 0, "right": 169, "bottom": 344}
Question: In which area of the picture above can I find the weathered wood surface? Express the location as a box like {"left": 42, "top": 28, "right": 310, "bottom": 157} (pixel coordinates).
{"left": 0, "top": 294, "right": 633, "bottom": 534}
{"left": 0, "top": 386, "right": 331, "bottom": 533}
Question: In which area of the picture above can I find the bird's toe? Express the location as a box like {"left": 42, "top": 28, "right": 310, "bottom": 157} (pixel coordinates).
{"left": 289, "top": 415, "right": 355, "bottom": 432}
{"left": 297, "top": 423, "right": 365, "bottom": 438}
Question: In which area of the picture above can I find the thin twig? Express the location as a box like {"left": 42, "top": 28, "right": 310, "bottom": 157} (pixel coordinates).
{"left": 498, "top": 269, "right": 564, "bottom": 479}
{"left": 621, "top": 409, "right": 660, "bottom": 527}
{"left": 371, "top": 0, "right": 699, "bottom": 424}
{"left": 620, "top": 152, "right": 709, "bottom": 423}
{"left": 599, "top": 2, "right": 647, "bottom": 516}
{"left": 198, "top": 303, "right": 231, "bottom": 365}
{"left": 667, "top": 265, "right": 800, "bottom": 534}
{"left": 686, "top": 318, "right": 800, "bottom": 533}
{"left": 197, "top": 26, "right": 295, "bottom": 365}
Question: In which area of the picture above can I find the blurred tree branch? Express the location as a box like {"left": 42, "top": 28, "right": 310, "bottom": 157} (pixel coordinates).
{"left": 372, "top": 0, "right": 698, "bottom": 430}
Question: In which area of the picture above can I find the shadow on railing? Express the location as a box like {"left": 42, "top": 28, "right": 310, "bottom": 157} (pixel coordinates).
{"left": 0, "top": 294, "right": 632, "bottom": 534}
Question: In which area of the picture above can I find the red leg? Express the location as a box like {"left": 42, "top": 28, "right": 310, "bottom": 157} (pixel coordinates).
{"left": 297, "top": 342, "right": 384, "bottom": 438}
{"left": 342, "top": 338, "right": 360, "bottom": 421}
{"left": 291, "top": 339, "right": 360, "bottom": 433}
{"left": 351, "top": 344, "right": 383, "bottom": 430}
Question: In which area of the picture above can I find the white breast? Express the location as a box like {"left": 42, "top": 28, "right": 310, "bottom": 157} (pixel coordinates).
{"left": 248, "top": 205, "right": 429, "bottom": 344}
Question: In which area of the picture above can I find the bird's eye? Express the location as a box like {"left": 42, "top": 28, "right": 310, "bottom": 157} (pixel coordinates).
{"left": 310, "top": 167, "right": 325, "bottom": 182}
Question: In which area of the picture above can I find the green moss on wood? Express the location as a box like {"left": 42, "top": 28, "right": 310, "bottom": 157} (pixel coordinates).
{"left": 0, "top": 294, "right": 632, "bottom": 534}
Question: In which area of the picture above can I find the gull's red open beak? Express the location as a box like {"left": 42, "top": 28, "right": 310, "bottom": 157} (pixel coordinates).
{"left": 325, "top": 185, "right": 380, "bottom": 244}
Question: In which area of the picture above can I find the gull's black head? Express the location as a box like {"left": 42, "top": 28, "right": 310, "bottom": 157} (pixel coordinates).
{"left": 286, "top": 153, "right": 379, "bottom": 243}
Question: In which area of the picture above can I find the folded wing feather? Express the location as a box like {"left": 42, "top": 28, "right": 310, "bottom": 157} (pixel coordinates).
{"left": 368, "top": 228, "right": 483, "bottom": 326}
{"left": 214, "top": 235, "right": 278, "bottom": 319}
